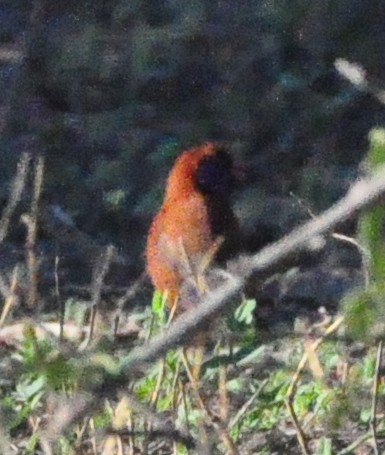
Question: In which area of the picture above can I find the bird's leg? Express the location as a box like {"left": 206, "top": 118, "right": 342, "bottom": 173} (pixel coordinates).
{"left": 190, "top": 332, "right": 206, "bottom": 381}
{"left": 196, "top": 236, "right": 224, "bottom": 294}
{"left": 218, "top": 336, "right": 229, "bottom": 424}
{"left": 177, "top": 237, "right": 195, "bottom": 281}
{"left": 179, "top": 236, "right": 225, "bottom": 380}
{"left": 199, "top": 236, "right": 225, "bottom": 276}
{"left": 166, "top": 290, "right": 179, "bottom": 325}
{"left": 177, "top": 235, "right": 224, "bottom": 297}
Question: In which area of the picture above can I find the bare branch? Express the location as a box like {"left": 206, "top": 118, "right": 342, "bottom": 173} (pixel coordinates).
{"left": 87, "top": 244, "right": 115, "bottom": 342}
{"left": 21, "top": 154, "right": 45, "bottom": 308}
{"left": 90, "top": 245, "right": 116, "bottom": 309}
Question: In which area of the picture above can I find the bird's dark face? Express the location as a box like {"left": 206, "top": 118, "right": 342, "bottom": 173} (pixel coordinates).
{"left": 194, "top": 148, "right": 234, "bottom": 197}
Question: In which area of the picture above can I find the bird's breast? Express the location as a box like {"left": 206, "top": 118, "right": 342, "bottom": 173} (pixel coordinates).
{"left": 146, "top": 193, "right": 214, "bottom": 294}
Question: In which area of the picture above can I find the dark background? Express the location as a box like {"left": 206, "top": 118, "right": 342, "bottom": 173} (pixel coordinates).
{"left": 0, "top": 0, "right": 384, "bottom": 292}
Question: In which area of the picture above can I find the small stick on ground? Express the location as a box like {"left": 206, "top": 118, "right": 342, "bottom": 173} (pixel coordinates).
{"left": 336, "top": 432, "right": 372, "bottom": 455}
{"left": 229, "top": 378, "right": 268, "bottom": 430}
{"left": 285, "top": 399, "right": 310, "bottom": 455}
{"left": 21, "top": 154, "right": 44, "bottom": 308}
{"left": 219, "top": 361, "right": 228, "bottom": 424}
{"left": 285, "top": 315, "right": 344, "bottom": 455}
{"left": 0, "top": 266, "right": 20, "bottom": 327}
{"left": 180, "top": 349, "right": 239, "bottom": 455}
{"left": 150, "top": 358, "right": 166, "bottom": 408}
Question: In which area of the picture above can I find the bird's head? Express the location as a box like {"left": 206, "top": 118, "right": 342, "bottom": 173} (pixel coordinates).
{"left": 193, "top": 145, "right": 235, "bottom": 197}
{"left": 165, "top": 142, "right": 237, "bottom": 201}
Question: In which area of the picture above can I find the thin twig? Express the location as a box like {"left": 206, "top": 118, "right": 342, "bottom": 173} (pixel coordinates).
{"left": 286, "top": 316, "right": 344, "bottom": 399}
{"left": 88, "top": 418, "right": 97, "bottom": 455}
{"left": 290, "top": 191, "right": 370, "bottom": 287}
{"left": 285, "top": 316, "right": 344, "bottom": 455}
{"left": 21, "top": 154, "right": 44, "bottom": 308}
{"left": 336, "top": 432, "right": 372, "bottom": 455}
{"left": 167, "top": 353, "right": 183, "bottom": 414}
{"left": 370, "top": 341, "right": 383, "bottom": 455}
{"left": 0, "top": 267, "right": 20, "bottom": 327}
{"left": 114, "top": 272, "right": 147, "bottom": 339}
{"left": 170, "top": 357, "right": 181, "bottom": 407}
{"left": 40, "top": 203, "right": 127, "bottom": 267}
{"left": 180, "top": 349, "right": 239, "bottom": 455}
{"left": 127, "top": 405, "right": 135, "bottom": 455}
{"left": 331, "top": 232, "right": 371, "bottom": 288}
{"left": 90, "top": 245, "right": 116, "bottom": 308}
{"left": 54, "top": 256, "right": 64, "bottom": 342}
{"left": 219, "top": 361, "right": 228, "bottom": 423}
{"left": 0, "top": 152, "right": 31, "bottom": 243}
{"left": 285, "top": 399, "right": 310, "bottom": 455}
{"left": 229, "top": 379, "right": 268, "bottom": 430}
{"left": 76, "top": 416, "right": 91, "bottom": 449}
{"left": 115, "top": 273, "right": 147, "bottom": 310}
{"left": 180, "top": 349, "right": 211, "bottom": 422}
{"left": 87, "top": 245, "right": 115, "bottom": 343}
{"left": 150, "top": 358, "right": 166, "bottom": 408}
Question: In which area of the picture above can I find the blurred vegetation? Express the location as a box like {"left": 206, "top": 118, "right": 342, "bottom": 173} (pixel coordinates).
{"left": 343, "top": 128, "right": 385, "bottom": 341}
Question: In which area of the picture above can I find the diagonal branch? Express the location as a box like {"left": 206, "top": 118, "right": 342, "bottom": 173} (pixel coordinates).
{"left": 43, "top": 165, "right": 385, "bottom": 443}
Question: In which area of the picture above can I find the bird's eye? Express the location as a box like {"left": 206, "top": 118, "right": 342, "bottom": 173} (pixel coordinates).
{"left": 194, "top": 152, "right": 234, "bottom": 195}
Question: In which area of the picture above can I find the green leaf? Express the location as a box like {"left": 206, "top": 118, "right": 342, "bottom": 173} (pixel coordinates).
{"left": 234, "top": 299, "right": 257, "bottom": 325}
{"left": 151, "top": 290, "right": 167, "bottom": 324}
{"left": 16, "top": 376, "right": 45, "bottom": 402}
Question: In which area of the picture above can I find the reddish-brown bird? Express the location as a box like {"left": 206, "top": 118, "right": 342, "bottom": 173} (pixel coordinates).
{"left": 146, "top": 142, "right": 239, "bottom": 312}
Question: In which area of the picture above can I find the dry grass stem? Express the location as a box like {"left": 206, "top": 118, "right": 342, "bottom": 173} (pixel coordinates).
{"left": 0, "top": 152, "right": 31, "bottom": 243}
{"left": 370, "top": 340, "right": 383, "bottom": 455}
{"left": 21, "top": 154, "right": 45, "bottom": 308}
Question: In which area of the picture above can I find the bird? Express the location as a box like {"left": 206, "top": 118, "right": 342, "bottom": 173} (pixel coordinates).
{"left": 146, "top": 142, "right": 239, "bottom": 314}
